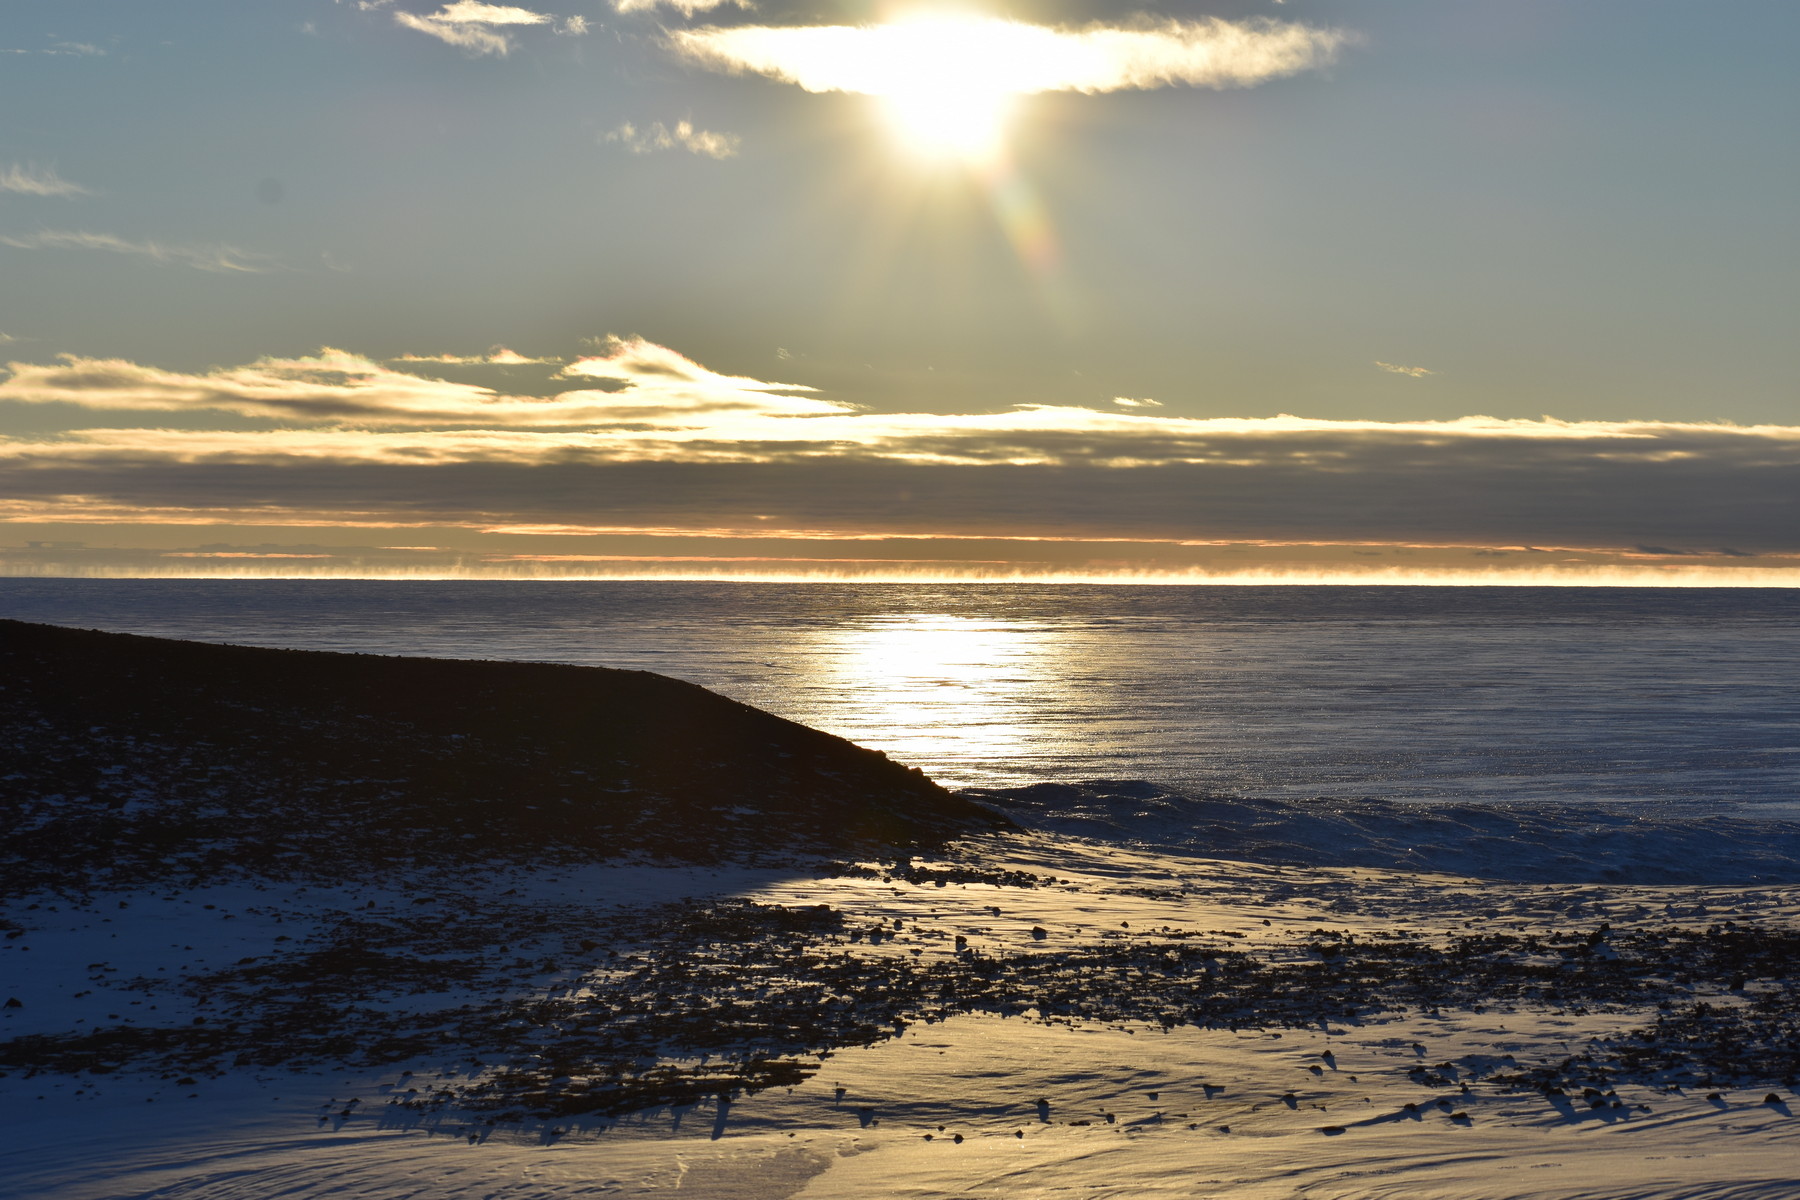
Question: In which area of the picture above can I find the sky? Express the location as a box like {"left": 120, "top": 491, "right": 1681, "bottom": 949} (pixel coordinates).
{"left": 1, "top": 0, "right": 1796, "bottom": 582}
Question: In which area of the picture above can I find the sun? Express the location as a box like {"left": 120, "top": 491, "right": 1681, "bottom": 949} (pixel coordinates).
{"left": 866, "top": 15, "right": 1026, "bottom": 161}
{"left": 881, "top": 80, "right": 1015, "bottom": 160}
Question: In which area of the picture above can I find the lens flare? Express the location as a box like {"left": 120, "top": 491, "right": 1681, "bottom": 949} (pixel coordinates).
{"left": 980, "top": 154, "right": 1057, "bottom": 277}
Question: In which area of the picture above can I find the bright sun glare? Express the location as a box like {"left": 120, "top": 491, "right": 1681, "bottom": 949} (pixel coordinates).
{"left": 884, "top": 83, "right": 1014, "bottom": 158}
{"left": 871, "top": 16, "right": 1023, "bottom": 160}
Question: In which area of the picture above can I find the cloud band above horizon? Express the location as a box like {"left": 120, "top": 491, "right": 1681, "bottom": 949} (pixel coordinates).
{"left": 2, "top": 339, "right": 1798, "bottom": 568}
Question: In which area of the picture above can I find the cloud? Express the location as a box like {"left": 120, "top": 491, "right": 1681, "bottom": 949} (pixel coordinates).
{"left": 12, "top": 338, "right": 1800, "bottom": 464}
{"left": 392, "top": 347, "right": 563, "bottom": 365}
{"left": 6, "top": 339, "right": 1800, "bottom": 563}
{"left": 0, "top": 338, "right": 846, "bottom": 427}
{"left": 431, "top": 0, "right": 551, "bottom": 20}
{"left": 670, "top": 16, "right": 1351, "bottom": 97}
{"left": 391, "top": 1, "right": 559, "bottom": 55}
{"left": 0, "top": 350, "right": 506, "bottom": 423}
{"left": 0, "top": 164, "right": 93, "bottom": 197}
{"left": 1111, "top": 396, "right": 1162, "bottom": 408}
{"left": 0, "top": 40, "right": 104, "bottom": 57}
{"left": 391, "top": 15, "right": 510, "bottom": 55}
{"left": 603, "top": 120, "right": 741, "bottom": 159}
{"left": 1375, "top": 361, "right": 1434, "bottom": 378}
{"left": 0, "top": 230, "right": 274, "bottom": 273}
{"left": 614, "top": 0, "right": 750, "bottom": 15}
{"left": 554, "top": 335, "right": 844, "bottom": 418}
{"left": 6, "top": 419, "right": 1800, "bottom": 563}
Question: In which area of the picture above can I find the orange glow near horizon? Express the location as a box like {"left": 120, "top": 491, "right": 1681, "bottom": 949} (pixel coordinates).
{"left": 6, "top": 559, "right": 1800, "bottom": 587}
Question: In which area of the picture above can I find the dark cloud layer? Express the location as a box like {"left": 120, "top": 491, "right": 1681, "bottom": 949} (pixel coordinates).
{"left": 3, "top": 340, "right": 1797, "bottom": 570}
{"left": 4, "top": 453, "right": 1795, "bottom": 554}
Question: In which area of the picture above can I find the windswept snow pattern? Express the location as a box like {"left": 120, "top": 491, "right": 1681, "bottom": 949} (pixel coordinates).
{"left": 7, "top": 839, "right": 1800, "bottom": 1198}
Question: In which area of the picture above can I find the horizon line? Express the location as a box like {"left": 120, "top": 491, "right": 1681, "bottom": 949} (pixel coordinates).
{"left": 4, "top": 565, "right": 1800, "bottom": 588}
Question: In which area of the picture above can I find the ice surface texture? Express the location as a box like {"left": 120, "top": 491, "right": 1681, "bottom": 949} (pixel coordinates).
{"left": 977, "top": 780, "right": 1800, "bottom": 885}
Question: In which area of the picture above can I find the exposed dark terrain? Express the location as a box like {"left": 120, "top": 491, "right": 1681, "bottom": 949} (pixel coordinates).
{"left": 0, "top": 619, "right": 1009, "bottom": 894}
{"left": 6, "top": 885, "right": 1798, "bottom": 1121}
{"left": 4, "top": 619, "right": 1798, "bottom": 1129}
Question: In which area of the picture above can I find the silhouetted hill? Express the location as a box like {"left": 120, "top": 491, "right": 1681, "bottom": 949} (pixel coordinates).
{"left": 0, "top": 620, "right": 1009, "bottom": 893}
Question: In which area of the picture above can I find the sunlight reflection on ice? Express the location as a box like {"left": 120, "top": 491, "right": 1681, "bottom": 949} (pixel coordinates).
{"left": 811, "top": 614, "right": 1062, "bottom": 772}
{"left": 5, "top": 581, "right": 1798, "bottom": 805}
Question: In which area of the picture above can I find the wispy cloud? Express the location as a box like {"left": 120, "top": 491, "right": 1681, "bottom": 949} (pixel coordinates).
{"left": 556, "top": 336, "right": 839, "bottom": 416}
{"left": 614, "top": 0, "right": 750, "bottom": 15}
{"left": 1111, "top": 396, "right": 1162, "bottom": 408}
{"left": 1375, "top": 361, "right": 1434, "bottom": 378}
{"left": 392, "top": 347, "right": 562, "bottom": 365}
{"left": 0, "top": 164, "right": 92, "bottom": 197}
{"left": 603, "top": 120, "right": 741, "bottom": 159}
{"left": 392, "top": 15, "right": 511, "bottom": 56}
{"left": 671, "top": 16, "right": 1351, "bottom": 97}
{"left": 0, "top": 338, "right": 843, "bottom": 426}
{"left": 1, "top": 40, "right": 105, "bottom": 57}
{"left": 432, "top": 0, "right": 552, "bottom": 20}
{"left": 391, "top": 1, "right": 572, "bottom": 55}
{"left": 0, "top": 230, "right": 275, "bottom": 273}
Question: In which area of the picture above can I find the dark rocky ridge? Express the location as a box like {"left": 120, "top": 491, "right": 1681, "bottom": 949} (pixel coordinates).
{"left": 0, "top": 619, "right": 1009, "bottom": 893}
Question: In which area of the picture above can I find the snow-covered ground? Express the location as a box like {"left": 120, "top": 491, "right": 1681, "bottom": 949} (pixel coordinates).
{"left": 6, "top": 823, "right": 1799, "bottom": 1199}
{"left": 9, "top": 1011, "right": 1797, "bottom": 1200}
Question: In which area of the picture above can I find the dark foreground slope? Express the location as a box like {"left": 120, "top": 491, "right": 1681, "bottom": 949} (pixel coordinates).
{"left": 0, "top": 619, "right": 1008, "bottom": 892}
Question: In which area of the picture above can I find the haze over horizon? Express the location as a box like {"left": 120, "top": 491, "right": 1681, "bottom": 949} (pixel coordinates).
{"left": 2, "top": 1, "right": 1795, "bottom": 582}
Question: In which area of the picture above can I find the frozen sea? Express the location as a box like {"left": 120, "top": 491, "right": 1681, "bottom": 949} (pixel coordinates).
{"left": 3, "top": 578, "right": 1797, "bottom": 810}
{"left": 9, "top": 580, "right": 1800, "bottom": 1200}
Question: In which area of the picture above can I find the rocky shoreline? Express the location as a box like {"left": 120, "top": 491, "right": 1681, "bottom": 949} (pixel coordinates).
{"left": 4, "top": 621, "right": 1799, "bottom": 1168}
{"left": 0, "top": 618, "right": 1008, "bottom": 898}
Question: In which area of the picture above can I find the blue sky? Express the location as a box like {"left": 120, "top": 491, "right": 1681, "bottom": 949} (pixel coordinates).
{"left": 1, "top": 1, "right": 1796, "bottom": 580}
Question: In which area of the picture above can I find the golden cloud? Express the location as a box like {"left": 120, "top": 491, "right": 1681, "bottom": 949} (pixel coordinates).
{"left": 670, "top": 16, "right": 1352, "bottom": 97}
{"left": 390, "top": 1, "right": 573, "bottom": 55}
{"left": 0, "top": 337, "right": 846, "bottom": 428}
{"left": 5, "top": 339, "right": 1799, "bottom": 559}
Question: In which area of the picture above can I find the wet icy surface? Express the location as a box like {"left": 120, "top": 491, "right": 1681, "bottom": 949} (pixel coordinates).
{"left": 972, "top": 780, "right": 1800, "bottom": 884}
{"left": 4, "top": 579, "right": 1798, "bottom": 808}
